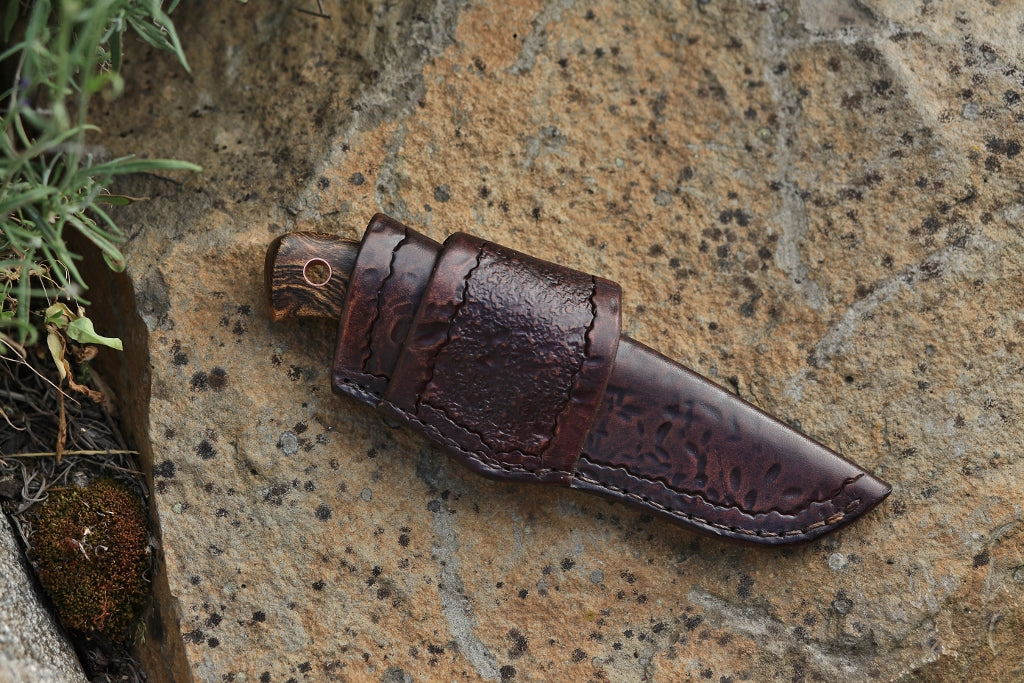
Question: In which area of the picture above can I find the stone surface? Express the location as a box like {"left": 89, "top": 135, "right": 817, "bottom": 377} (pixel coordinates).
{"left": 0, "top": 513, "right": 88, "bottom": 682}
{"left": 92, "top": 0, "right": 1022, "bottom": 680}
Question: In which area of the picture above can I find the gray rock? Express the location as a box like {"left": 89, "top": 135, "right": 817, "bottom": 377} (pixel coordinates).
{"left": 0, "top": 513, "right": 87, "bottom": 682}
{"left": 91, "top": 0, "right": 1024, "bottom": 680}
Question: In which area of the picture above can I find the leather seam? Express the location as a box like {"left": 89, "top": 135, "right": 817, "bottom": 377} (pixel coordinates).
{"left": 573, "top": 466, "right": 862, "bottom": 539}
{"left": 337, "top": 376, "right": 383, "bottom": 400}
{"left": 392, "top": 399, "right": 558, "bottom": 474}
{"left": 419, "top": 400, "right": 547, "bottom": 461}
{"left": 359, "top": 229, "right": 409, "bottom": 377}
{"left": 337, "top": 377, "right": 569, "bottom": 476}
{"left": 413, "top": 241, "right": 486, "bottom": 413}
{"left": 341, "top": 371, "right": 851, "bottom": 538}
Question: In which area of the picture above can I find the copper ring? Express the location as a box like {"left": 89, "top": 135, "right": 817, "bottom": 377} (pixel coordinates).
{"left": 302, "top": 258, "right": 332, "bottom": 287}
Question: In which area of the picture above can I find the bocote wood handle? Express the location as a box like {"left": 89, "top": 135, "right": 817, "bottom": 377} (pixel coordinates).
{"left": 265, "top": 232, "right": 359, "bottom": 322}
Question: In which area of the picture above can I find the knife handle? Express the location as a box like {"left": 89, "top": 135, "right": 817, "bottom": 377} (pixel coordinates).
{"left": 265, "top": 232, "right": 359, "bottom": 322}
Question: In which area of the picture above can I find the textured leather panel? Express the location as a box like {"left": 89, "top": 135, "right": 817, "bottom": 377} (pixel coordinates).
{"left": 332, "top": 214, "right": 440, "bottom": 404}
{"left": 574, "top": 337, "right": 891, "bottom": 543}
{"left": 382, "top": 233, "right": 621, "bottom": 481}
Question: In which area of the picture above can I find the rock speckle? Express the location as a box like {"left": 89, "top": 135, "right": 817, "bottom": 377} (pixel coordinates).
{"left": 279, "top": 431, "right": 299, "bottom": 456}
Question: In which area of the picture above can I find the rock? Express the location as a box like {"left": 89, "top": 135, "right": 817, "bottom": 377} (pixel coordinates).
{"left": 0, "top": 513, "right": 87, "bottom": 682}
{"left": 92, "top": 0, "right": 1023, "bottom": 680}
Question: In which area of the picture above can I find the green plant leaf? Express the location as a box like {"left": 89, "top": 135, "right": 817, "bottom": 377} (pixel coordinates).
{"left": 1, "top": 0, "right": 199, "bottom": 351}
{"left": 64, "top": 212, "right": 126, "bottom": 273}
{"left": 2, "top": 0, "right": 18, "bottom": 43}
{"left": 125, "top": 13, "right": 170, "bottom": 51}
{"left": 0, "top": 187, "right": 59, "bottom": 217}
{"left": 66, "top": 316, "right": 123, "bottom": 350}
{"left": 87, "top": 157, "right": 203, "bottom": 177}
{"left": 125, "top": 4, "right": 191, "bottom": 73}
{"left": 148, "top": 4, "right": 191, "bottom": 73}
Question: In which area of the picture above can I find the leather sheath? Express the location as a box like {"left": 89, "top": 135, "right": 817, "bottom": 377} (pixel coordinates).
{"left": 332, "top": 214, "right": 890, "bottom": 544}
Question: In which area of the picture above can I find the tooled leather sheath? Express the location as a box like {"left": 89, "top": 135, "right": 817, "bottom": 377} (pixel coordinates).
{"left": 331, "top": 214, "right": 890, "bottom": 544}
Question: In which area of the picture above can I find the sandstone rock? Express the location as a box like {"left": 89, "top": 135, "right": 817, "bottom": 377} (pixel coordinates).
{"left": 0, "top": 513, "right": 87, "bottom": 682}
{"left": 92, "top": 0, "right": 1023, "bottom": 680}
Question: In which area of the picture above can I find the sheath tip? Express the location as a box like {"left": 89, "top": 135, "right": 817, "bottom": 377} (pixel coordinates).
{"left": 852, "top": 472, "right": 893, "bottom": 515}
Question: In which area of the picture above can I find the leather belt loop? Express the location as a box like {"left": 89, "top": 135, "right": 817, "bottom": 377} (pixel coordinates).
{"left": 332, "top": 214, "right": 441, "bottom": 404}
{"left": 380, "top": 232, "right": 621, "bottom": 484}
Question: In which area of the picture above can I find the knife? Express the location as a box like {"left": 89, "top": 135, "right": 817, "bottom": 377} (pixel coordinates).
{"left": 265, "top": 214, "right": 890, "bottom": 545}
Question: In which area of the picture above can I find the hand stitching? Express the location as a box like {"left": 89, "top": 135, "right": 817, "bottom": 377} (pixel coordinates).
{"left": 578, "top": 455, "right": 864, "bottom": 518}
{"left": 336, "top": 375, "right": 848, "bottom": 538}
{"left": 572, "top": 470, "right": 861, "bottom": 538}
{"left": 337, "top": 377, "right": 568, "bottom": 476}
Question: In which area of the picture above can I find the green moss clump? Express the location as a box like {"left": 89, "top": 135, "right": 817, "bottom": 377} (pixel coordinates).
{"left": 29, "top": 479, "right": 149, "bottom": 641}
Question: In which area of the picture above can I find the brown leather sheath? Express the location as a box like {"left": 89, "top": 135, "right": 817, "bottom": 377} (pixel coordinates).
{"left": 289, "top": 214, "right": 890, "bottom": 544}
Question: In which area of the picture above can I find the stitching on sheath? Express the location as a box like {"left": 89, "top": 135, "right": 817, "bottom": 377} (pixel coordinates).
{"left": 584, "top": 456, "right": 864, "bottom": 519}
{"left": 573, "top": 466, "right": 862, "bottom": 539}
{"left": 339, "top": 376, "right": 383, "bottom": 401}
{"left": 337, "top": 377, "right": 569, "bottom": 476}
{"left": 337, "top": 375, "right": 853, "bottom": 537}
{"left": 360, "top": 230, "right": 409, "bottom": 376}
{"left": 421, "top": 399, "right": 542, "bottom": 460}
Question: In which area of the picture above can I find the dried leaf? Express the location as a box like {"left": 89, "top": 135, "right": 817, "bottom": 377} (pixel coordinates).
{"left": 66, "top": 373, "right": 105, "bottom": 403}
{"left": 46, "top": 329, "right": 68, "bottom": 381}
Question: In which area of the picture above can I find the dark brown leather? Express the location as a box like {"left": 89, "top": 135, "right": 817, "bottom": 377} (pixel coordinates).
{"left": 331, "top": 215, "right": 891, "bottom": 544}
{"left": 333, "top": 215, "right": 440, "bottom": 403}
{"left": 574, "top": 337, "right": 891, "bottom": 543}
{"left": 380, "top": 232, "right": 621, "bottom": 484}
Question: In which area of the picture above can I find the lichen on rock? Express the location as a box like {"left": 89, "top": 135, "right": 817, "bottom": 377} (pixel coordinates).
{"left": 29, "top": 479, "right": 150, "bottom": 641}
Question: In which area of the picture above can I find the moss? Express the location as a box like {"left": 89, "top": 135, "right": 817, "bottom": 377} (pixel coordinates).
{"left": 29, "top": 479, "right": 149, "bottom": 641}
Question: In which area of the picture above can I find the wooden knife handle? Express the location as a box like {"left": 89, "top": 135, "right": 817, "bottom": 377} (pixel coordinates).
{"left": 265, "top": 232, "right": 360, "bottom": 322}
